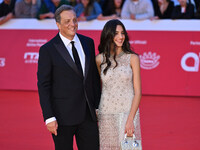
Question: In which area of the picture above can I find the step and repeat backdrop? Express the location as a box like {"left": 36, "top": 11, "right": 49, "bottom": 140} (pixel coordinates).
{"left": 0, "top": 19, "right": 200, "bottom": 96}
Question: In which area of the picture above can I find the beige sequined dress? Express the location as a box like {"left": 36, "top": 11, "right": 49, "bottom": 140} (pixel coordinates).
{"left": 98, "top": 52, "right": 142, "bottom": 150}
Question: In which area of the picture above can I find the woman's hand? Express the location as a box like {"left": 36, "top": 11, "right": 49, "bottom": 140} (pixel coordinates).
{"left": 77, "top": 16, "right": 86, "bottom": 21}
{"left": 125, "top": 117, "right": 134, "bottom": 137}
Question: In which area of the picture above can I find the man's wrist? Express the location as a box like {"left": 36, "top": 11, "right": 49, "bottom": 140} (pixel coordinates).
{"left": 45, "top": 117, "right": 56, "bottom": 125}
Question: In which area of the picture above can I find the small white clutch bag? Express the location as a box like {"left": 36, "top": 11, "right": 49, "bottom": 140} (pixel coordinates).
{"left": 120, "top": 134, "right": 142, "bottom": 150}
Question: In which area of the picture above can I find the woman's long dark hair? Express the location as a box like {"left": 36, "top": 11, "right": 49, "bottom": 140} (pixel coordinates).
{"left": 83, "top": 0, "right": 94, "bottom": 16}
{"left": 102, "top": 0, "right": 125, "bottom": 16}
{"left": 98, "top": 19, "right": 134, "bottom": 75}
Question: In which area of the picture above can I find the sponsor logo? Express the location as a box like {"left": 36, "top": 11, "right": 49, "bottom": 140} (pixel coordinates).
{"left": 0, "top": 58, "right": 5, "bottom": 67}
{"left": 140, "top": 52, "right": 160, "bottom": 70}
{"left": 130, "top": 40, "right": 147, "bottom": 45}
{"left": 24, "top": 52, "right": 38, "bottom": 64}
{"left": 181, "top": 52, "right": 200, "bottom": 72}
{"left": 26, "top": 39, "right": 47, "bottom": 47}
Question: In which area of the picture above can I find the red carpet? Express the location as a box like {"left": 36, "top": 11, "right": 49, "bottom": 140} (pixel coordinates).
{"left": 0, "top": 90, "right": 200, "bottom": 150}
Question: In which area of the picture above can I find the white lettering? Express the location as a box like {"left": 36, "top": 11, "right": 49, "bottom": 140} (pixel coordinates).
{"left": 129, "top": 40, "right": 147, "bottom": 45}
{"left": 0, "top": 58, "right": 5, "bottom": 67}
{"left": 26, "top": 39, "right": 47, "bottom": 47}
{"left": 190, "top": 41, "right": 200, "bottom": 46}
{"left": 24, "top": 52, "right": 39, "bottom": 60}
{"left": 24, "top": 52, "right": 39, "bottom": 64}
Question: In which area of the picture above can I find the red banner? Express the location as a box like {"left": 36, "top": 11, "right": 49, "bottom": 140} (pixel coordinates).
{"left": 0, "top": 20, "right": 200, "bottom": 96}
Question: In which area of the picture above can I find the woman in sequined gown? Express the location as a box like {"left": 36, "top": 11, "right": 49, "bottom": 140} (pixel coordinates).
{"left": 96, "top": 19, "right": 142, "bottom": 150}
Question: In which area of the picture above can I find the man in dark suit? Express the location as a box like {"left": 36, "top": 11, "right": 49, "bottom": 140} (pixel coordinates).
{"left": 37, "top": 5, "right": 101, "bottom": 150}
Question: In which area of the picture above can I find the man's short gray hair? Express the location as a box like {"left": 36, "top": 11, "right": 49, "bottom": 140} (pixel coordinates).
{"left": 55, "top": 5, "right": 75, "bottom": 23}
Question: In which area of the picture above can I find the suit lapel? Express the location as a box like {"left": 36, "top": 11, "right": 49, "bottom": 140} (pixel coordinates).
{"left": 53, "top": 34, "right": 83, "bottom": 79}
{"left": 78, "top": 34, "right": 91, "bottom": 80}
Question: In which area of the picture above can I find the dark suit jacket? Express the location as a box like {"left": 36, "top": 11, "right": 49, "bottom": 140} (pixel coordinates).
{"left": 37, "top": 33, "right": 101, "bottom": 126}
{"left": 154, "top": 1, "right": 174, "bottom": 19}
{"left": 171, "top": 3, "right": 195, "bottom": 19}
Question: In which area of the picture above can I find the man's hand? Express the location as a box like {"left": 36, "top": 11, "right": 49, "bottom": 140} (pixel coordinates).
{"left": 46, "top": 120, "right": 58, "bottom": 136}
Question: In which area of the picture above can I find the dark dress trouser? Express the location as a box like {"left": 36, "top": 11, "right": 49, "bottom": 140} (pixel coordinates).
{"left": 52, "top": 104, "right": 99, "bottom": 150}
